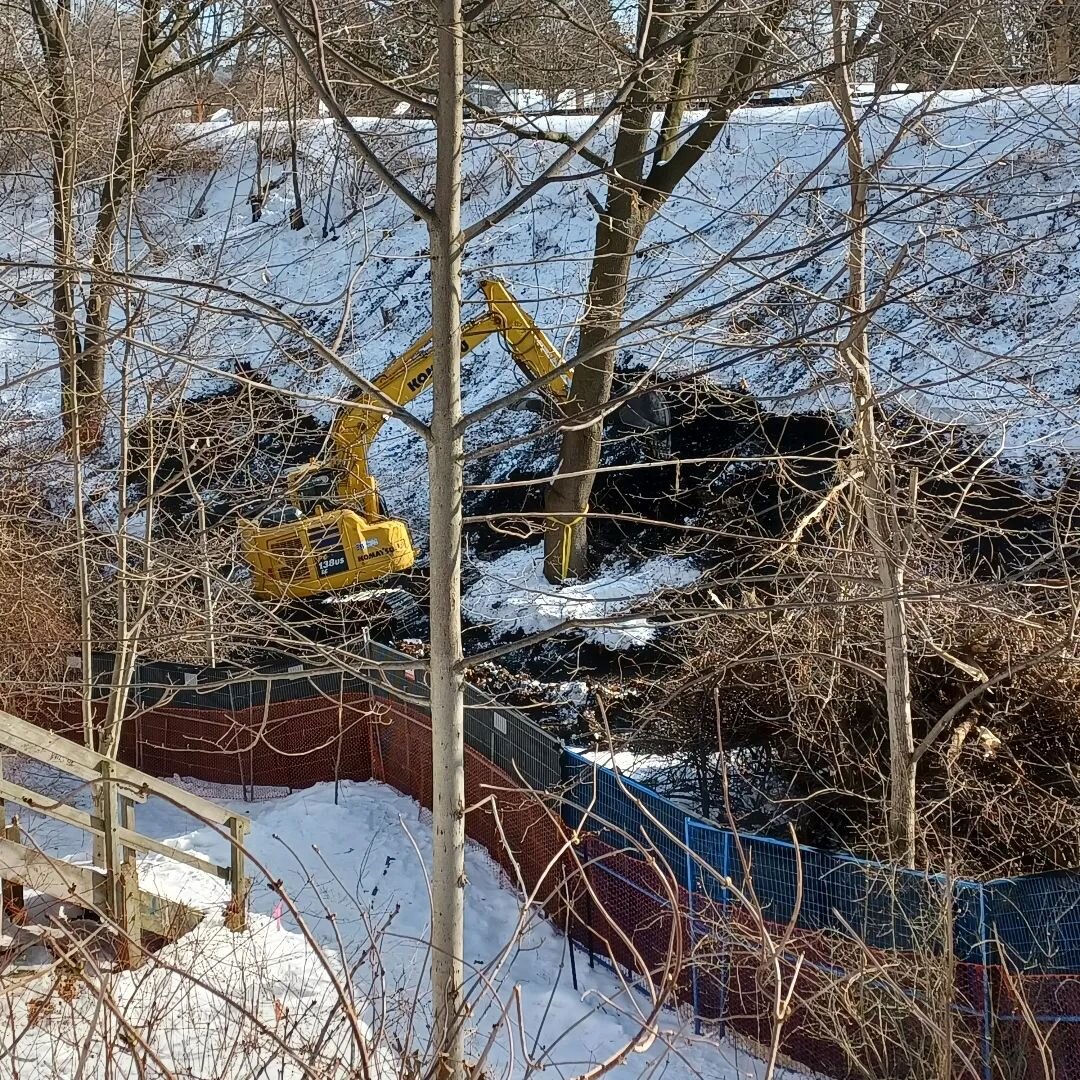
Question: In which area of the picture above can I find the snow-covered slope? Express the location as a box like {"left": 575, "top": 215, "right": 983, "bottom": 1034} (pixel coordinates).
{"left": 9, "top": 772, "right": 775, "bottom": 1079}
{"left": 3, "top": 85, "right": 1080, "bottom": 531}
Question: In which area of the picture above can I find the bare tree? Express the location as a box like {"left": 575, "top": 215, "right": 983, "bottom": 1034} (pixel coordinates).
{"left": 27, "top": 0, "right": 80, "bottom": 447}
{"left": 26, "top": 0, "right": 252, "bottom": 450}
{"left": 542, "top": 0, "right": 792, "bottom": 582}
{"left": 262, "top": 2, "right": 473, "bottom": 1072}
{"left": 830, "top": 0, "right": 915, "bottom": 864}
{"left": 76, "top": 0, "right": 251, "bottom": 449}
{"left": 427, "top": 0, "right": 467, "bottom": 1073}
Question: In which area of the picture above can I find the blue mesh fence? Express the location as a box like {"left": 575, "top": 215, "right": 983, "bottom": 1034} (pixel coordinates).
{"left": 983, "top": 872, "right": 1080, "bottom": 974}
{"left": 563, "top": 753, "right": 1080, "bottom": 1079}
{"left": 562, "top": 750, "right": 690, "bottom": 876}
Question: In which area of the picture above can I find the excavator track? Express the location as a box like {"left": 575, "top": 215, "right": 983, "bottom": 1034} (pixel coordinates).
{"left": 318, "top": 568, "right": 430, "bottom": 638}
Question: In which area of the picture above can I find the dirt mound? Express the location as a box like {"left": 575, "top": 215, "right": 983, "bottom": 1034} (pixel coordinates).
{"left": 127, "top": 364, "right": 324, "bottom": 526}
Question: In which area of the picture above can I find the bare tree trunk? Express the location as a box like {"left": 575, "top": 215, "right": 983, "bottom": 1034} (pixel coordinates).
{"left": 655, "top": 3, "right": 702, "bottom": 168}
{"left": 266, "top": 4, "right": 467, "bottom": 1063}
{"left": 82, "top": 121, "right": 138, "bottom": 411}
{"left": 280, "top": 53, "right": 306, "bottom": 228}
{"left": 876, "top": 0, "right": 919, "bottom": 88}
{"left": 428, "top": 0, "right": 466, "bottom": 1072}
{"left": 541, "top": 5, "right": 667, "bottom": 584}
{"left": 71, "top": 436, "right": 94, "bottom": 749}
{"left": 30, "top": 0, "right": 82, "bottom": 448}
{"left": 81, "top": 129, "right": 135, "bottom": 448}
{"left": 79, "top": 0, "right": 162, "bottom": 451}
{"left": 833, "top": 0, "right": 916, "bottom": 867}
{"left": 30, "top": 0, "right": 92, "bottom": 743}
{"left": 60, "top": 0, "right": 246, "bottom": 450}
{"left": 543, "top": 205, "right": 642, "bottom": 580}
{"left": 1052, "top": 0, "right": 1075, "bottom": 81}
{"left": 542, "top": 2, "right": 787, "bottom": 582}
{"left": 851, "top": 362, "right": 916, "bottom": 866}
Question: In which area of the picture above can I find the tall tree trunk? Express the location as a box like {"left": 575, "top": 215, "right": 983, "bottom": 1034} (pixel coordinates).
{"left": 655, "top": 4, "right": 702, "bottom": 168}
{"left": 847, "top": 333, "right": 916, "bottom": 866}
{"left": 30, "top": 0, "right": 82, "bottom": 448}
{"left": 876, "top": 0, "right": 912, "bottom": 88}
{"left": 542, "top": 39, "right": 659, "bottom": 584}
{"left": 542, "top": 1, "right": 787, "bottom": 582}
{"left": 833, "top": 0, "right": 916, "bottom": 867}
{"left": 80, "top": 0, "right": 160, "bottom": 450}
{"left": 428, "top": 0, "right": 466, "bottom": 1071}
{"left": 80, "top": 132, "right": 134, "bottom": 448}
{"left": 1052, "top": 0, "right": 1075, "bottom": 81}
{"left": 543, "top": 203, "right": 643, "bottom": 580}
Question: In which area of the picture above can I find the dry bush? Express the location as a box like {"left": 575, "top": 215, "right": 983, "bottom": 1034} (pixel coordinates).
{"left": 0, "top": 64, "right": 46, "bottom": 170}
{"left": 695, "top": 889, "right": 968, "bottom": 1080}
{"left": 145, "top": 128, "right": 229, "bottom": 181}
{"left": 0, "top": 485, "right": 82, "bottom": 718}
{"left": 651, "top": 536, "right": 1080, "bottom": 877}
{"left": 127, "top": 374, "right": 323, "bottom": 521}
{"left": 616, "top": 410, "right": 1080, "bottom": 876}
{"left": 117, "top": 531, "right": 271, "bottom": 666}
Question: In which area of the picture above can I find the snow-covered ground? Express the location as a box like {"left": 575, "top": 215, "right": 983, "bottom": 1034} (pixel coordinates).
{"left": 574, "top": 748, "right": 676, "bottom": 779}
{"left": 4, "top": 88, "right": 1080, "bottom": 525}
{"left": 6, "top": 769, "right": 777, "bottom": 1079}
{"left": 464, "top": 547, "right": 699, "bottom": 648}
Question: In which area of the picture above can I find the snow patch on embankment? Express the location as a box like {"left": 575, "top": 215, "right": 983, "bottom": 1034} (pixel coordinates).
{"left": 4, "top": 87, "right": 1080, "bottom": 537}
{"left": 464, "top": 546, "right": 699, "bottom": 647}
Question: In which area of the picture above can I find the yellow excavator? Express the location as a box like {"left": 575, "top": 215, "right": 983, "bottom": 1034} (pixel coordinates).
{"left": 243, "top": 279, "right": 573, "bottom": 600}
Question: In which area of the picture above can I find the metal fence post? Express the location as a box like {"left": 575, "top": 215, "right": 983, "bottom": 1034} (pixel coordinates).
{"left": 718, "top": 829, "right": 732, "bottom": 1039}
{"left": 561, "top": 752, "right": 597, "bottom": 968}
{"left": 979, "top": 882, "right": 992, "bottom": 1080}
{"left": 685, "top": 817, "right": 701, "bottom": 1035}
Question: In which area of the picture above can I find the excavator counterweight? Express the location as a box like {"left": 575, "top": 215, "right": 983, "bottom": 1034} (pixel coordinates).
{"left": 244, "top": 509, "right": 416, "bottom": 600}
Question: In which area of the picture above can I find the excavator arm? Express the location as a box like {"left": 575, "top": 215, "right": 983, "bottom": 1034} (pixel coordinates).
{"left": 313, "top": 278, "right": 572, "bottom": 517}
{"left": 471, "top": 278, "right": 572, "bottom": 401}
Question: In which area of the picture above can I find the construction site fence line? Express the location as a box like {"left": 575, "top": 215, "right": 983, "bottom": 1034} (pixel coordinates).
{"left": 42, "top": 645, "right": 1080, "bottom": 1080}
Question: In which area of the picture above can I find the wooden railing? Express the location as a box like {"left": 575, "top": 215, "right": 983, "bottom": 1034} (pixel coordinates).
{"left": 0, "top": 710, "right": 249, "bottom": 967}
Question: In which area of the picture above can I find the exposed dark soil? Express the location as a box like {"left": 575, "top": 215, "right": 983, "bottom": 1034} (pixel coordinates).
{"left": 126, "top": 363, "right": 325, "bottom": 525}
{"left": 466, "top": 382, "right": 843, "bottom": 568}
{"left": 463, "top": 380, "right": 1079, "bottom": 720}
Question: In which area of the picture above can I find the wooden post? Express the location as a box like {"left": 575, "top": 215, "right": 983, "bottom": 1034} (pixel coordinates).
{"left": 98, "top": 760, "right": 142, "bottom": 966}
{"left": 225, "top": 814, "right": 249, "bottom": 931}
{"left": 117, "top": 859, "right": 143, "bottom": 968}
{"left": 119, "top": 793, "right": 136, "bottom": 862}
{"left": 98, "top": 760, "right": 120, "bottom": 894}
{"left": 2, "top": 816, "right": 25, "bottom": 925}
{"left": 0, "top": 756, "right": 24, "bottom": 925}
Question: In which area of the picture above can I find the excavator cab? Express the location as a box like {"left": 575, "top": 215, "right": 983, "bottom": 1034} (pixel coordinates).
{"left": 289, "top": 467, "right": 338, "bottom": 516}
{"left": 247, "top": 453, "right": 411, "bottom": 598}
{"left": 245, "top": 508, "right": 415, "bottom": 600}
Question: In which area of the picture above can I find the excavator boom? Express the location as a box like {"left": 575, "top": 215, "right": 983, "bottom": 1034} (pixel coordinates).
{"left": 329, "top": 278, "right": 570, "bottom": 513}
